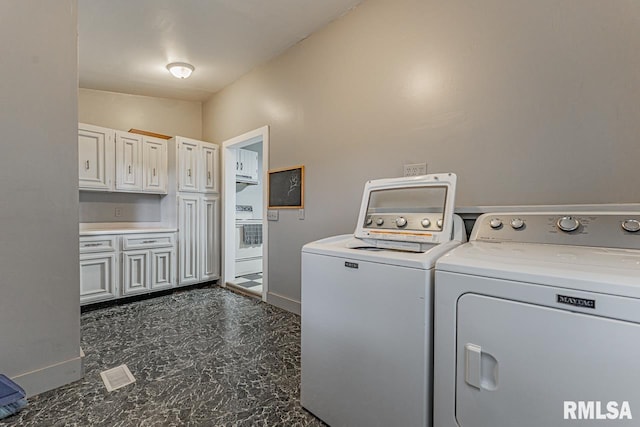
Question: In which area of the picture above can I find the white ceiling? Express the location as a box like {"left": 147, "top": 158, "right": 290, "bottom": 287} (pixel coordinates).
{"left": 79, "top": 0, "right": 363, "bottom": 102}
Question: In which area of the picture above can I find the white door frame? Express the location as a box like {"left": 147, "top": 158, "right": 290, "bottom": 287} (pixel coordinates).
{"left": 221, "top": 126, "right": 269, "bottom": 302}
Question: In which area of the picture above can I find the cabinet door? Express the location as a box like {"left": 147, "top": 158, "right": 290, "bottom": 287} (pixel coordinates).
{"left": 237, "top": 149, "right": 247, "bottom": 178}
{"left": 236, "top": 148, "right": 258, "bottom": 183}
{"left": 178, "top": 195, "right": 199, "bottom": 285}
{"left": 115, "top": 131, "right": 143, "bottom": 191}
{"left": 122, "top": 250, "right": 150, "bottom": 295}
{"left": 143, "top": 136, "right": 167, "bottom": 193}
{"left": 200, "top": 196, "right": 220, "bottom": 281}
{"left": 80, "top": 253, "right": 117, "bottom": 305}
{"left": 201, "top": 144, "right": 219, "bottom": 193}
{"left": 151, "top": 248, "right": 174, "bottom": 289}
{"left": 78, "top": 123, "right": 113, "bottom": 191}
{"left": 178, "top": 139, "right": 199, "bottom": 192}
{"left": 248, "top": 150, "right": 259, "bottom": 182}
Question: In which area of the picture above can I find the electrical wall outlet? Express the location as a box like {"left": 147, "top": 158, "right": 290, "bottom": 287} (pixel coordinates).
{"left": 114, "top": 207, "right": 122, "bottom": 217}
{"left": 403, "top": 162, "right": 427, "bottom": 177}
{"left": 267, "top": 210, "right": 279, "bottom": 221}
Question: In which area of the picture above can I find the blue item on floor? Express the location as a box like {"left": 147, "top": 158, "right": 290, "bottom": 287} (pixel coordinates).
{"left": 0, "top": 374, "right": 27, "bottom": 420}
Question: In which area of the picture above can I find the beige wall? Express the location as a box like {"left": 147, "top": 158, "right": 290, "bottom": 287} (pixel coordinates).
{"left": 203, "top": 0, "right": 640, "bottom": 312}
{"left": 79, "top": 88, "right": 202, "bottom": 139}
{"left": 0, "top": 0, "right": 82, "bottom": 395}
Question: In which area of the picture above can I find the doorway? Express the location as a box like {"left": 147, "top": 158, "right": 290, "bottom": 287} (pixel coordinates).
{"left": 221, "top": 126, "right": 269, "bottom": 301}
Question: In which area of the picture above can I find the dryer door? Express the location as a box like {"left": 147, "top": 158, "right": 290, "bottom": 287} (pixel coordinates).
{"left": 456, "top": 293, "right": 640, "bottom": 427}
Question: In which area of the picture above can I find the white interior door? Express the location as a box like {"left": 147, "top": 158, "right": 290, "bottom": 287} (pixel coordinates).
{"left": 221, "top": 126, "right": 269, "bottom": 301}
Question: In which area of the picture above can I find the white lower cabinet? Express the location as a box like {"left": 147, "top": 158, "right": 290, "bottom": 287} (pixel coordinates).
{"left": 121, "top": 233, "right": 176, "bottom": 296}
{"left": 178, "top": 195, "right": 200, "bottom": 285}
{"left": 200, "top": 196, "right": 220, "bottom": 281}
{"left": 178, "top": 194, "right": 220, "bottom": 286}
{"left": 80, "top": 253, "right": 117, "bottom": 305}
{"left": 80, "top": 235, "right": 118, "bottom": 304}
{"left": 151, "top": 248, "right": 174, "bottom": 289}
{"left": 121, "top": 250, "right": 150, "bottom": 296}
{"left": 80, "top": 232, "right": 176, "bottom": 305}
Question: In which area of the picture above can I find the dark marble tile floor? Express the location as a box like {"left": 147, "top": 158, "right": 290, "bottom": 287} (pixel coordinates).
{"left": 1, "top": 285, "right": 324, "bottom": 427}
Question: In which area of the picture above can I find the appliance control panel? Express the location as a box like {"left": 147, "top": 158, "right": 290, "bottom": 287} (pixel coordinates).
{"left": 364, "top": 213, "right": 444, "bottom": 232}
{"left": 472, "top": 213, "right": 640, "bottom": 250}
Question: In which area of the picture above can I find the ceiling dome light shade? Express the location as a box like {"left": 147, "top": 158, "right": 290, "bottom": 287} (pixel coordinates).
{"left": 167, "top": 62, "right": 194, "bottom": 79}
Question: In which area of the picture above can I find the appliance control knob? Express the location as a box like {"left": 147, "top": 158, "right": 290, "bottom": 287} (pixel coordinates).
{"left": 395, "top": 217, "right": 407, "bottom": 227}
{"left": 557, "top": 216, "right": 580, "bottom": 232}
{"left": 622, "top": 219, "right": 640, "bottom": 233}
{"left": 366, "top": 217, "right": 373, "bottom": 226}
{"left": 489, "top": 218, "right": 503, "bottom": 229}
{"left": 436, "top": 219, "right": 444, "bottom": 229}
{"left": 421, "top": 218, "right": 431, "bottom": 228}
{"left": 510, "top": 218, "right": 525, "bottom": 230}
{"left": 376, "top": 218, "right": 384, "bottom": 226}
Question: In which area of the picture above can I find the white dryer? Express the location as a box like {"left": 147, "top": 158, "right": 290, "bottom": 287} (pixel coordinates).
{"left": 301, "top": 173, "right": 465, "bottom": 427}
{"left": 434, "top": 212, "right": 640, "bottom": 427}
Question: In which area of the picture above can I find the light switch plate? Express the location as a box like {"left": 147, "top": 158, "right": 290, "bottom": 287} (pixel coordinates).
{"left": 298, "top": 209, "right": 305, "bottom": 220}
{"left": 267, "top": 210, "right": 279, "bottom": 221}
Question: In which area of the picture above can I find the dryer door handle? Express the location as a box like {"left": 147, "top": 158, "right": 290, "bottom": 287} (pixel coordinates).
{"left": 464, "top": 343, "right": 498, "bottom": 391}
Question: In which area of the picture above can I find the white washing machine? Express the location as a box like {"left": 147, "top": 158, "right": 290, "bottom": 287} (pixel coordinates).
{"left": 301, "top": 173, "right": 466, "bottom": 427}
{"left": 434, "top": 212, "right": 640, "bottom": 427}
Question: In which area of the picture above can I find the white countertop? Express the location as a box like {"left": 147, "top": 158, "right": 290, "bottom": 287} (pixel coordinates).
{"left": 80, "top": 222, "right": 177, "bottom": 236}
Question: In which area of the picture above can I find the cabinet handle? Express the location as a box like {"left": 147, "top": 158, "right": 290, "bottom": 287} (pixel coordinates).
{"left": 128, "top": 165, "right": 131, "bottom": 174}
{"left": 153, "top": 168, "right": 156, "bottom": 177}
{"left": 240, "top": 162, "right": 243, "bottom": 170}
{"left": 188, "top": 168, "right": 191, "bottom": 177}
{"left": 83, "top": 243, "right": 103, "bottom": 247}
{"left": 142, "top": 240, "right": 157, "bottom": 244}
{"left": 85, "top": 160, "right": 90, "bottom": 170}
{"left": 208, "top": 171, "right": 211, "bottom": 180}
{"left": 236, "top": 162, "right": 239, "bottom": 170}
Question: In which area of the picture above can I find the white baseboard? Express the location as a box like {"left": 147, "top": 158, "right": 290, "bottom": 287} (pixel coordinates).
{"left": 12, "top": 353, "right": 83, "bottom": 397}
{"left": 267, "top": 291, "right": 300, "bottom": 315}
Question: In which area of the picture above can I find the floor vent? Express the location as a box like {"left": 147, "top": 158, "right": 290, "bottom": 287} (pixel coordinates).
{"left": 100, "top": 365, "right": 136, "bottom": 392}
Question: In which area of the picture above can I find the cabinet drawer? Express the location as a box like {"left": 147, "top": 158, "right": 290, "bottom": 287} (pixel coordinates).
{"left": 121, "top": 233, "right": 175, "bottom": 250}
{"left": 80, "top": 236, "right": 117, "bottom": 253}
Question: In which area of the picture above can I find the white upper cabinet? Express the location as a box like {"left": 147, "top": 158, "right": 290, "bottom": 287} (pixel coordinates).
{"left": 115, "top": 131, "right": 143, "bottom": 191}
{"left": 142, "top": 136, "right": 168, "bottom": 194}
{"left": 78, "top": 123, "right": 114, "bottom": 191}
{"left": 79, "top": 125, "right": 168, "bottom": 194}
{"left": 202, "top": 144, "right": 219, "bottom": 193}
{"left": 178, "top": 138, "right": 200, "bottom": 193}
{"left": 236, "top": 148, "right": 259, "bottom": 184}
{"left": 172, "top": 136, "right": 220, "bottom": 194}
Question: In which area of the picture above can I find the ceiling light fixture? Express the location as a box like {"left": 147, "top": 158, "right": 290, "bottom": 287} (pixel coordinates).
{"left": 166, "top": 62, "right": 194, "bottom": 79}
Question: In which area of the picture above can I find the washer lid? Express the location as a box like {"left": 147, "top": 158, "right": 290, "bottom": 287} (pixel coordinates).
{"left": 436, "top": 241, "right": 640, "bottom": 297}
{"left": 303, "top": 234, "right": 463, "bottom": 270}
{"left": 353, "top": 173, "right": 457, "bottom": 247}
